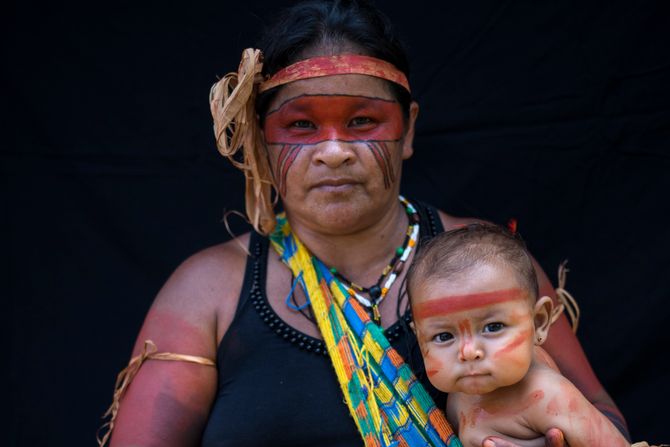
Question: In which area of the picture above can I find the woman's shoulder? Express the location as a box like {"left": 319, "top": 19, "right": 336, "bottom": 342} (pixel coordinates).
{"left": 179, "top": 232, "right": 252, "bottom": 275}
{"left": 147, "top": 233, "right": 254, "bottom": 343}
{"left": 162, "top": 232, "right": 251, "bottom": 297}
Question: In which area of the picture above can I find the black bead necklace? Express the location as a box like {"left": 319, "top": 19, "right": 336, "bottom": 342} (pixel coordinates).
{"left": 329, "top": 196, "right": 420, "bottom": 325}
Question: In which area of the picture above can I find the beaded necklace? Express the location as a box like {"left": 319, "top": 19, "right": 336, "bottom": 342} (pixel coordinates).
{"left": 329, "top": 196, "right": 420, "bottom": 325}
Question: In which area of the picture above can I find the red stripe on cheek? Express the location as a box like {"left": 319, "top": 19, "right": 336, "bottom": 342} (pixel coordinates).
{"left": 425, "top": 356, "right": 443, "bottom": 377}
{"left": 494, "top": 328, "right": 532, "bottom": 359}
{"left": 275, "top": 144, "right": 303, "bottom": 196}
{"left": 413, "top": 288, "right": 525, "bottom": 319}
{"left": 366, "top": 141, "right": 395, "bottom": 189}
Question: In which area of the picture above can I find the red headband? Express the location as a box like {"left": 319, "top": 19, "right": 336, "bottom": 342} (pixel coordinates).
{"left": 259, "top": 54, "right": 410, "bottom": 93}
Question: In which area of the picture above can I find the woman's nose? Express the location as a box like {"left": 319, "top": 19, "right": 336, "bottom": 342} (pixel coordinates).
{"left": 313, "top": 139, "right": 355, "bottom": 168}
{"left": 458, "top": 336, "right": 484, "bottom": 362}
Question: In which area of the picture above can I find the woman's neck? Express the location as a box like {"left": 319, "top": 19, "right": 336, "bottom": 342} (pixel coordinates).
{"left": 287, "top": 199, "right": 410, "bottom": 287}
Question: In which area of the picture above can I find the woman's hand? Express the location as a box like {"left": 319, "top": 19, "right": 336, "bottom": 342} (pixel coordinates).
{"left": 482, "top": 428, "right": 567, "bottom": 447}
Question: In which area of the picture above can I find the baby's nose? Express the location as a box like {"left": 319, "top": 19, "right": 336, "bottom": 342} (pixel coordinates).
{"left": 459, "top": 336, "right": 484, "bottom": 362}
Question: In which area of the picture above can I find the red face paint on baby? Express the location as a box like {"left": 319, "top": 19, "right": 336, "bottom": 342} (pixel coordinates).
{"left": 494, "top": 327, "right": 532, "bottom": 359}
{"left": 413, "top": 288, "right": 526, "bottom": 319}
{"left": 264, "top": 94, "right": 404, "bottom": 144}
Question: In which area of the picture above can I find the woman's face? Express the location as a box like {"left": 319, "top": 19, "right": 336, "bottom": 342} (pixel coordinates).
{"left": 262, "top": 74, "right": 418, "bottom": 234}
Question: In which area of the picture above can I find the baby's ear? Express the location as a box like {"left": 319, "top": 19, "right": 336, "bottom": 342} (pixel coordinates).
{"left": 533, "top": 296, "right": 554, "bottom": 345}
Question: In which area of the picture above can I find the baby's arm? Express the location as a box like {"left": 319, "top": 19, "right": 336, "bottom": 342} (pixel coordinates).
{"left": 447, "top": 393, "right": 542, "bottom": 447}
{"left": 528, "top": 369, "right": 629, "bottom": 447}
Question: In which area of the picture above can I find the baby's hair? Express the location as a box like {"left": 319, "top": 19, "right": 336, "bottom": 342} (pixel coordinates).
{"left": 406, "top": 223, "right": 539, "bottom": 303}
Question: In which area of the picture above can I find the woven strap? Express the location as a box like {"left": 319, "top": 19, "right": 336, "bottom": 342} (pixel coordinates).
{"left": 270, "top": 213, "right": 461, "bottom": 447}
{"left": 97, "top": 340, "right": 215, "bottom": 446}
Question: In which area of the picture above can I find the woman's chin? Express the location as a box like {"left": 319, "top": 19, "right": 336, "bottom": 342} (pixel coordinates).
{"left": 285, "top": 192, "right": 389, "bottom": 234}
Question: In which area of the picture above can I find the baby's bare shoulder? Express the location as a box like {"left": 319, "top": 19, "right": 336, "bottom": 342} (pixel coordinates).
{"left": 522, "top": 364, "right": 586, "bottom": 431}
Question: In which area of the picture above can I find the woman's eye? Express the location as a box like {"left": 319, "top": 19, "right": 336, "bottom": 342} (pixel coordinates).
{"left": 483, "top": 322, "right": 505, "bottom": 333}
{"left": 432, "top": 332, "right": 454, "bottom": 343}
{"left": 290, "top": 120, "right": 315, "bottom": 129}
{"left": 349, "top": 116, "right": 375, "bottom": 127}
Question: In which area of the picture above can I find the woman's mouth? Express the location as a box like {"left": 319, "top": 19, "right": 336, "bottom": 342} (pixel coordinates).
{"left": 312, "top": 178, "right": 359, "bottom": 192}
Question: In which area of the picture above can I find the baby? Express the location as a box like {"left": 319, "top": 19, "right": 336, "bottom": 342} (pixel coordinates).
{"left": 406, "top": 223, "right": 629, "bottom": 447}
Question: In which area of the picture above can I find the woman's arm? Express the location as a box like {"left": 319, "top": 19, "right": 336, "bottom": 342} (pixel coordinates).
{"left": 107, "top": 238, "right": 248, "bottom": 446}
{"left": 534, "top": 374, "right": 629, "bottom": 447}
{"left": 533, "top": 257, "right": 630, "bottom": 439}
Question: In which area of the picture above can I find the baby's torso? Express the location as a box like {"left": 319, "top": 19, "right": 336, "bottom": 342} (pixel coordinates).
{"left": 455, "top": 399, "right": 543, "bottom": 447}
{"left": 449, "top": 353, "right": 563, "bottom": 447}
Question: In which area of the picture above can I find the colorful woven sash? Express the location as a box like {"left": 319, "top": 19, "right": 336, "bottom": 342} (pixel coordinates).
{"left": 270, "top": 212, "right": 462, "bottom": 447}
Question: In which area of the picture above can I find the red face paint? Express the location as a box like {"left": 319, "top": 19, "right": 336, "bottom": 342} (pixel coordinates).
{"left": 274, "top": 144, "right": 302, "bottom": 196}
{"left": 264, "top": 95, "right": 404, "bottom": 194}
{"left": 413, "top": 288, "right": 526, "bottom": 319}
{"left": 457, "top": 319, "right": 477, "bottom": 360}
{"left": 493, "top": 328, "right": 532, "bottom": 359}
{"left": 264, "top": 94, "right": 404, "bottom": 144}
{"left": 458, "top": 319, "right": 472, "bottom": 336}
{"left": 425, "top": 357, "right": 443, "bottom": 378}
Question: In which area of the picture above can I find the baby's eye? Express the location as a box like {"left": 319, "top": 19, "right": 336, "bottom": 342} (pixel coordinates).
{"left": 432, "top": 332, "right": 454, "bottom": 344}
{"left": 483, "top": 322, "right": 505, "bottom": 333}
{"left": 291, "top": 120, "right": 315, "bottom": 129}
{"left": 349, "top": 116, "right": 375, "bottom": 127}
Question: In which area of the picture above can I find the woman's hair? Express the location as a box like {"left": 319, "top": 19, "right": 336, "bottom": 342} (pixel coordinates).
{"left": 256, "top": 0, "right": 411, "bottom": 121}
{"left": 406, "top": 223, "right": 540, "bottom": 302}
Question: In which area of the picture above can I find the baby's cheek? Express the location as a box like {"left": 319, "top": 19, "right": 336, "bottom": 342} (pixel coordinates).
{"left": 493, "top": 328, "right": 531, "bottom": 359}
{"left": 493, "top": 345, "right": 533, "bottom": 385}
{"left": 424, "top": 355, "right": 443, "bottom": 378}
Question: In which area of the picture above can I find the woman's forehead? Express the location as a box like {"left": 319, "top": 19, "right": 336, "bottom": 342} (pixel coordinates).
{"left": 268, "top": 74, "right": 394, "bottom": 107}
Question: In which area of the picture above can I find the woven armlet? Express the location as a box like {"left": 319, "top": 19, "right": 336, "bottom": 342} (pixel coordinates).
{"left": 97, "top": 340, "right": 216, "bottom": 446}
{"left": 549, "top": 260, "right": 581, "bottom": 333}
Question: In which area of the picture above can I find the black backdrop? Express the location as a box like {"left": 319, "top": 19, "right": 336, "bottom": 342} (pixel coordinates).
{"left": 6, "top": 1, "right": 670, "bottom": 445}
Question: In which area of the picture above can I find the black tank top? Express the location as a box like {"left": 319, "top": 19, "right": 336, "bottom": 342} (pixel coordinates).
{"left": 201, "top": 202, "right": 445, "bottom": 447}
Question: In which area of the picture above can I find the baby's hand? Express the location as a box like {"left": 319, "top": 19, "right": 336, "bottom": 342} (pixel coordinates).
{"left": 482, "top": 427, "right": 567, "bottom": 447}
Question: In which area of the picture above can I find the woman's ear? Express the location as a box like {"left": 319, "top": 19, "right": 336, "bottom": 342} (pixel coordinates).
{"left": 409, "top": 321, "right": 416, "bottom": 334}
{"left": 533, "top": 296, "right": 554, "bottom": 345}
{"left": 402, "top": 101, "right": 419, "bottom": 160}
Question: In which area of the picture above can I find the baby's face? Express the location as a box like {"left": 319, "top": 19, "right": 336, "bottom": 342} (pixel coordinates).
{"left": 411, "top": 262, "right": 536, "bottom": 395}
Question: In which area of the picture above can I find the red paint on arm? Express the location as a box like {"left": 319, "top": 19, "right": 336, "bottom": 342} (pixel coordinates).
{"left": 109, "top": 309, "right": 217, "bottom": 446}
{"left": 537, "top": 273, "right": 629, "bottom": 434}
{"left": 413, "top": 288, "right": 525, "bottom": 319}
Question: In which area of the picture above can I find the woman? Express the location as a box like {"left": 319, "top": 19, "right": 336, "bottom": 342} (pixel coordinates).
{"left": 103, "top": 1, "right": 628, "bottom": 446}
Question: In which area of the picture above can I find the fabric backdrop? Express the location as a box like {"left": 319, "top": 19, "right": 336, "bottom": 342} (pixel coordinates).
{"left": 6, "top": 1, "right": 669, "bottom": 445}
